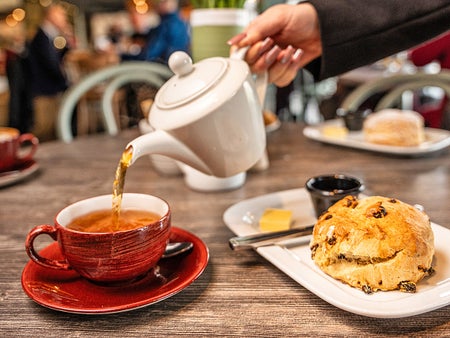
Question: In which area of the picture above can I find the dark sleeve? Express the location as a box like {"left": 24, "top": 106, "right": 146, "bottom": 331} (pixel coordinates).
{"left": 305, "top": 0, "right": 450, "bottom": 80}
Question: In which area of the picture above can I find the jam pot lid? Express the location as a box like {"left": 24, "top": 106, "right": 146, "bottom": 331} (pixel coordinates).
{"left": 150, "top": 51, "right": 249, "bottom": 130}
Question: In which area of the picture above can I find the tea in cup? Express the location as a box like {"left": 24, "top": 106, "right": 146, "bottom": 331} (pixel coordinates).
{"left": 0, "top": 127, "right": 39, "bottom": 172}
{"left": 305, "top": 174, "right": 365, "bottom": 217}
{"left": 25, "top": 193, "right": 171, "bottom": 283}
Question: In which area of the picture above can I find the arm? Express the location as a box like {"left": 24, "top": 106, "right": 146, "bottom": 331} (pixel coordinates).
{"left": 229, "top": 0, "right": 450, "bottom": 86}
{"left": 144, "top": 24, "right": 170, "bottom": 63}
{"left": 311, "top": 0, "right": 450, "bottom": 79}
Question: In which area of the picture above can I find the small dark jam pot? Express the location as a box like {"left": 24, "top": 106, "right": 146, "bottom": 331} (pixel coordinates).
{"left": 305, "top": 174, "right": 365, "bottom": 217}
{"left": 336, "top": 108, "right": 371, "bottom": 131}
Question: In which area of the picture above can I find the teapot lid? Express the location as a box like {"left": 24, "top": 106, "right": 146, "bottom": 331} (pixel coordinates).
{"left": 150, "top": 51, "right": 249, "bottom": 130}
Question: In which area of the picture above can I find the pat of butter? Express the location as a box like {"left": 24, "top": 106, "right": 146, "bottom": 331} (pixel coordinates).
{"left": 322, "top": 126, "right": 348, "bottom": 138}
{"left": 259, "top": 208, "right": 292, "bottom": 232}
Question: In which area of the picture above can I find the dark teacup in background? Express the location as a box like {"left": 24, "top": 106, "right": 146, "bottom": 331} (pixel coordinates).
{"left": 336, "top": 108, "right": 371, "bottom": 131}
{"left": 306, "top": 174, "right": 365, "bottom": 217}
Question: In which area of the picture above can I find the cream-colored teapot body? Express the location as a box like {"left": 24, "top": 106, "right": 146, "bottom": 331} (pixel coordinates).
{"left": 127, "top": 50, "right": 267, "bottom": 178}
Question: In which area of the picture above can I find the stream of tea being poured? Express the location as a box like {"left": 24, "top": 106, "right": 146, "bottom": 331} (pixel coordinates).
{"left": 112, "top": 146, "right": 133, "bottom": 229}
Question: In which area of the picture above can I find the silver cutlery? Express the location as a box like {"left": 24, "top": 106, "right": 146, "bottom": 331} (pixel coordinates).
{"left": 229, "top": 225, "right": 314, "bottom": 250}
{"left": 162, "top": 241, "right": 194, "bottom": 258}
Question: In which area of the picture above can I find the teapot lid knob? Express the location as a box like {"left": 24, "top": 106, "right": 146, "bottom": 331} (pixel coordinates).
{"left": 168, "top": 51, "right": 193, "bottom": 76}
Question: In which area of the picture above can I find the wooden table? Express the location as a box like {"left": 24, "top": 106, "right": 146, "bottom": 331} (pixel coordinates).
{"left": 1, "top": 123, "right": 449, "bottom": 336}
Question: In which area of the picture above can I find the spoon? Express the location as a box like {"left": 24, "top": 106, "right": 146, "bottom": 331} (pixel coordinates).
{"left": 162, "top": 241, "right": 194, "bottom": 258}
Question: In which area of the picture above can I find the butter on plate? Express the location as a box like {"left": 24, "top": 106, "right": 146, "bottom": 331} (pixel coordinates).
{"left": 259, "top": 208, "right": 293, "bottom": 232}
{"left": 322, "top": 126, "right": 348, "bottom": 138}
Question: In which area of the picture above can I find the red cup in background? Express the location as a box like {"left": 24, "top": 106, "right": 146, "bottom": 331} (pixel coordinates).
{"left": 0, "top": 127, "right": 39, "bottom": 172}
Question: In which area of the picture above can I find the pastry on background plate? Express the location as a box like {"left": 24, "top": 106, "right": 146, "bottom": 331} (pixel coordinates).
{"left": 310, "top": 195, "right": 434, "bottom": 294}
{"left": 363, "top": 109, "right": 425, "bottom": 146}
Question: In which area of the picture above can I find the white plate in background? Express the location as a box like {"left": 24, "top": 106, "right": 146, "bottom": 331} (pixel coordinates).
{"left": 303, "top": 119, "right": 450, "bottom": 156}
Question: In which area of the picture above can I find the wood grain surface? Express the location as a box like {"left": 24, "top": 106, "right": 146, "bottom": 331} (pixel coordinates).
{"left": 1, "top": 123, "right": 449, "bottom": 337}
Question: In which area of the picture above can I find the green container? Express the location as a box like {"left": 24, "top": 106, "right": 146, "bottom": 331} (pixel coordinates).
{"left": 190, "top": 9, "right": 252, "bottom": 62}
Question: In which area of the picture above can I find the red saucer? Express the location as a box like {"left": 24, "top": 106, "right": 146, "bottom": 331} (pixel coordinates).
{"left": 21, "top": 226, "right": 209, "bottom": 314}
{"left": 0, "top": 160, "right": 39, "bottom": 188}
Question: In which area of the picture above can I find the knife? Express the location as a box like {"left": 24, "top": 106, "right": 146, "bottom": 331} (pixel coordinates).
{"left": 229, "top": 225, "right": 314, "bottom": 250}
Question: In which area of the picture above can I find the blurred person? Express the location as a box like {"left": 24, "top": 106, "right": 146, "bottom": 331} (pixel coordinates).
{"left": 143, "top": 0, "right": 190, "bottom": 63}
{"left": 228, "top": 1, "right": 450, "bottom": 87}
{"left": 122, "top": 0, "right": 190, "bottom": 64}
{"left": 27, "top": 1, "right": 74, "bottom": 141}
{"left": 5, "top": 34, "right": 33, "bottom": 133}
{"left": 107, "top": 24, "right": 125, "bottom": 47}
{"left": 122, "top": 0, "right": 190, "bottom": 126}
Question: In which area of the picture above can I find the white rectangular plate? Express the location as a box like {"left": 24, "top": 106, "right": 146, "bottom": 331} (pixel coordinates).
{"left": 303, "top": 119, "right": 450, "bottom": 156}
{"left": 223, "top": 188, "right": 450, "bottom": 318}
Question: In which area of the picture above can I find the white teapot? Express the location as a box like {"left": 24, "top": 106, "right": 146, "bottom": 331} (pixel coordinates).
{"left": 127, "top": 50, "right": 267, "bottom": 178}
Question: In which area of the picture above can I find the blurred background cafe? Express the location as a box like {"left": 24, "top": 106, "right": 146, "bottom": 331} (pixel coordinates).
{"left": 0, "top": 0, "right": 449, "bottom": 143}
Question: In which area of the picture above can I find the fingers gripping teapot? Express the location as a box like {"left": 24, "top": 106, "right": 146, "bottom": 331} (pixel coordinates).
{"left": 127, "top": 49, "right": 267, "bottom": 178}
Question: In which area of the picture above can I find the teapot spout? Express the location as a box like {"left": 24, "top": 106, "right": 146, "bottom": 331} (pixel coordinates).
{"left": 126, "top": 129, "right": 213, "bottom": 175}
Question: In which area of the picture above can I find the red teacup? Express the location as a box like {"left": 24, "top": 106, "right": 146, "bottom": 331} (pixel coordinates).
{"left": 25, "top": 193, "right": 171, "bottom": 283}
{"left": 0, "top": 127, "right": 39, "bottom": 172}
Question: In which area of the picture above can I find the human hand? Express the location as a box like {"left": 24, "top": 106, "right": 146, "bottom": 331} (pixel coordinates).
{"left": 228, "top": 3, "right": 322, "bottom": 87}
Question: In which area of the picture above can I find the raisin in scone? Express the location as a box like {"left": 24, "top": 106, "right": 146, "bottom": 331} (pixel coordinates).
{"left": 310, "top": 196, "right": 434, "bottom": 293}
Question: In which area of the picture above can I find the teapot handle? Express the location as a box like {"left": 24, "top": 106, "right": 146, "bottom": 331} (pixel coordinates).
{"left": 231, "top": 47, "right": 269, "bottom": 172}
{"left": 230, "top": 46, "right": 250, "bottom": 61}
{"left": 230, "top": 47, "right": 268, "bottom": 106}
{"left": 254, "top": 70, "right": 268, "bottom": 107}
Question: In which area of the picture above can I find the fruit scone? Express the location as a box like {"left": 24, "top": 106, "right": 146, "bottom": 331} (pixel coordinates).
{"left": 310, "top": 195, "right": 435, "bottom": 294}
